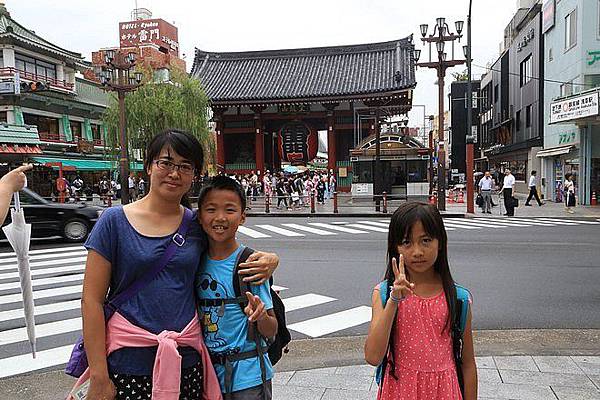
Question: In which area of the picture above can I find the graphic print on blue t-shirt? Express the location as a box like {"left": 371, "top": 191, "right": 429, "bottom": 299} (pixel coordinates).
{"left": 196, "top": 245, "right": 274, "bottom": 393}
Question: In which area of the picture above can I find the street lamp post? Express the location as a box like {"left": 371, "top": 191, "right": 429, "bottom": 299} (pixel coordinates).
{"left": 416, "top": 18, "right": 465, "bottom": 211}
{"left": 464, "top": 0, "right": 475, "bottom": 214}
{"left": 96, "top": 49, "right": 143, "bottom": 205}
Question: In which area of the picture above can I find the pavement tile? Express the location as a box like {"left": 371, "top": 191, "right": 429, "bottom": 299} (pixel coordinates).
{"left": 287, "top": 370, "right": 373, "bottom": 391}
{"left": 590, "top": 375, "right": 600, "bottom": 390}
{"left": 573, "top": 357, "right": 600, "bottom": 376}
{"left": 551, "top": 386, "right": 600, "bottom": 400}
{"left": 494, "top": 356, "right": 539, "bottom": 372}
{"left": 478, "top": 368, "right": 502, "bottom": 383}
{"left": 272, "top": 371, "right": 295, "bottom": 385}
{"left": 477, "top": 356, "right": 497, "bottom": 369}
{"left": 499, "top": 370, "right": 595, "bottom": 389}
{"left": 321, "top": 388, "right": 377, "bottom": 400}
{"left": 533, "top": 356, "right": 585, "bottom": 375}
{"left": 479, "top": 381, "right": 557, "bottom": 400}
{"left": 272, "top": 384, "right": 325, "bottom": 400}
{"left": 335, "top": 365, "right": 376, "bottom": 376}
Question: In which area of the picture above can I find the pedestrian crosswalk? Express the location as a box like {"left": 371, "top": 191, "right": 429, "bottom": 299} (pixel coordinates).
{"left": 0, "top": 245, "right": 374, "bottom": 377}
{"left": 231, "top": 217, "right": 599, "bottom": 239}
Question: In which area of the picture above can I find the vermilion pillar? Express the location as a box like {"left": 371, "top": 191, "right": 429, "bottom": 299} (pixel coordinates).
{"left": 254, "top": 112, "right": 264, "bottom": 174}
{"left": 327, "top": 111, "right": 336, "bottom": 172}
{"left": 214, "top": 110, "right": 225, "bottom": 173}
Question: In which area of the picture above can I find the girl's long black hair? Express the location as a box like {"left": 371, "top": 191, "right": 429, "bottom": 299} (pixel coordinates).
{"left": 144, "top": 129, "right": 204, "bottom": 208}
{"left": 383, "top": 202, "right": 457, "bottom": 381}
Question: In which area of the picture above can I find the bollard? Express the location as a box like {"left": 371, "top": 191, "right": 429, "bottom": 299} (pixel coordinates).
{"left": 382, "top": 191, "right": 388, "bottom": 214}
{"left": 592, "top": 191, "right": 598, "bottom": 206}
{"left": 311, "top": 192, "right": 316, "bottom": 214}
{"left": 265, "top": 194, "right": 270, "bottom": 214}
{"left": 333, "top": 191, "right": 338, "bottom": 214}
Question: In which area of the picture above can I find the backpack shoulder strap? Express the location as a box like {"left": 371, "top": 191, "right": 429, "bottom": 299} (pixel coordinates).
{"left": 233, "top": 245, "right": 255, "bottom": 300}
{"left": 454, "top": 284, "right": 471, "bottom": 333}
{"left": 378, "top": 280, "right": 389, "bottom": 307}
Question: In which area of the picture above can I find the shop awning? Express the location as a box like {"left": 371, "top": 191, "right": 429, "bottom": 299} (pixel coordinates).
{"left": 31, "top": 157, "right": 144, "bottom": 171}
{"left": 535, "top": 145, "right": 575, "bottom": 158}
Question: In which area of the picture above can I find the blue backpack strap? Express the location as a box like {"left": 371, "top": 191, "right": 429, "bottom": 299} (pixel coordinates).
{"left": 454, "top": 284, "right": 471, "bottom": 333}
{"left": 375, "top": 280, "right": 390, "bottom": 386}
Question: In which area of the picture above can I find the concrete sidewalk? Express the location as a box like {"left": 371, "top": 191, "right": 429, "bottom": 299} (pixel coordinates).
{"left": 272, "top": 355, "right": 600, "bottom": 400}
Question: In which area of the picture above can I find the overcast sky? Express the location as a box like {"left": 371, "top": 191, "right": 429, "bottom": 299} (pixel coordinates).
{"left": 9, "top": 0, "right": 518, "bottom": 128}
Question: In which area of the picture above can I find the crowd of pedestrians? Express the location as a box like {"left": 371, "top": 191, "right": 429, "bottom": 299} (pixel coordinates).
{"left": 222, "top": 169, "right": 336, "bottom": 211}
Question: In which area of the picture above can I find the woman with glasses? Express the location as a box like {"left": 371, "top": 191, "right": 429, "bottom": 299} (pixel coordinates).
{"left": 80, "top": 129, "right": 279, "bottom": 400}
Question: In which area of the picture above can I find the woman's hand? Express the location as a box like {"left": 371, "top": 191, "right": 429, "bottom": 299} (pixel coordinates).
{"left": 391, "top": 255, "right": 414, "bottom": 301}
{"left": 86, "top": 374, "right": 116, "bottom": 400}
{"left": 0, "top": 164, "right": 32, "bottom": 193}
{"left": 238, "top": 251, "right": 279, "bottom": 285}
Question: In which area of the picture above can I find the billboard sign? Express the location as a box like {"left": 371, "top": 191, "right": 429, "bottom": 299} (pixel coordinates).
{"left": 119, "top": 18, "right": 179, "bottom": 56}
{"left": 550, "top": 91, "right": 599, "bottom": 124}
{"left": 542, "top": 0, "right": 555, "bottom": 34}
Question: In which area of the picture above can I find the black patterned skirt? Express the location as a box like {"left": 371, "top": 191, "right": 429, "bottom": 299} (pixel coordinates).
{"left": 110, "top": 361, "right": 203, "bottom": 400}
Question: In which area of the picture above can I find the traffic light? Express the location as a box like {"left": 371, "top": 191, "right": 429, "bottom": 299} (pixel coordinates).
{"left": 20, "top": 81, "right": 49, "bottom": 93}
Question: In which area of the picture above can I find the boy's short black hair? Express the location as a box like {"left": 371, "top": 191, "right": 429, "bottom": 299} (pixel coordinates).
{"left": 198, "top": 175, "right": 246, "bottom": 210}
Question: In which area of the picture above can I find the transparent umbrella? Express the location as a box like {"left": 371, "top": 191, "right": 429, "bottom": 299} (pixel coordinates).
{"left": 2, "top": 191, "right": 36, "bottom": 357}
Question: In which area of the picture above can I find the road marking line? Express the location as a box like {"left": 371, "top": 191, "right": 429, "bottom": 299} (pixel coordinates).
{"left": 308, "top": 223, "right": 368, "bottom": 234}
{"left": 329, "top": 221, "right": 349, "bottom": 225}
{"left": 0, "top": 264, "right": 85, "bottom": 280}
{"left": 0, "top": 299, "right": 81, "bottom": 322}
{"left": 282, "top": 294, "right": 336, "bottom": 312}
{"left": 357, "top": 221, "right": 390, "bottom": 228}
{"left": 282, "top": 224, "right": 337, "bottom": 236}
{"left": 442, "top": 220, "right": 505, "bottom": 229}
{"left": 0, "top": 273, "right": 84, "bottom": 291}
{"left": 0, "top": 250, "right": 87, "bottom": 266}
{"left": 473, "top": 218, "right": 538, "bottom": 227}
{"left": 346, "top": 224, "right": 388, "bottom": 233}
{"left": 0, "top": 317, "right": 81, "bottom": 346}
{"left": 287, "top": 306, "right": 372, "bottom": 338}
{"left": 443, "top": 222, "right": 481, "bottom": 230}
{"left": 0, "top": 246, "right": 84, "bottom": 259}
{"left": 0, "top": 256, "right": 88, "bottom": 272}
{"left": 528, "top": 218, "right": 578, "bottom": 226}
{"left": 0, "top": 344, "right": 74, "bottom": 378}
{"left": 377, "top": 219, "right": 391, "bottom": 223}
{"left": 237, "top": 226, "right": 271, "bottom": 239}
{"left": 0, "top": 285, "right": 82, "bottom": 305}
{"left": 272, "top": 285, "right": 287, "bottom": 292}
{"left": 255, "top": 225, "right": 305, "bottom": 237}
{"left": 538, "top": 218, "right": 599, "bottom": 225}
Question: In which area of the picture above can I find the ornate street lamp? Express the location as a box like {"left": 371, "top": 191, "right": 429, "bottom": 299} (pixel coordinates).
{"left": 96, "top": 49, "right": 143, "bottom": 205}
{"left": 416, "top": 17, "right": 465, "bottom": 211}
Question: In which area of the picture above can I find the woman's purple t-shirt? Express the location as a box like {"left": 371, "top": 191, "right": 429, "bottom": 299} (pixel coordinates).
{"left": 84, "top": 206, "right": 206, "bottom": 375}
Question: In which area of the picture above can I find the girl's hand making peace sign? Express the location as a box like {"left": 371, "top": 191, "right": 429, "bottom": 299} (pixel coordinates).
{"left": 390, "top": 255, "right": 415, "bottom": 301}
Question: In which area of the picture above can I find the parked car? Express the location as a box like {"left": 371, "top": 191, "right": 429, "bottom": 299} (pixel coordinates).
{"left": 1, "top": 188, "right": 103, "bottom": 242}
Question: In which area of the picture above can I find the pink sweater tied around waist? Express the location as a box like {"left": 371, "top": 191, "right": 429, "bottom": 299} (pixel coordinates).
{"left": 69, "top": 312, "right": 222, "bottom": 400}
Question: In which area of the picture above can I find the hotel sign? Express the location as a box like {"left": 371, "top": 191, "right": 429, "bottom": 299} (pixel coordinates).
{"left": 550, "top": 92, "right": 599, "bottom": 124}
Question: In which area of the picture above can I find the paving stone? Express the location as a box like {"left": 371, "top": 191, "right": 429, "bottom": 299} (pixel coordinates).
{"left": 590, "top": 375, "right": 600, "bottom": 390}
{"left": 272, "top": 384, "right": 325, "bottom": 400}
{"left": 477, "top": 356, "right": 497, "bottom": 369}
{"left": 478, "top": 368, "right": 502, "bottom": 383}
{"left": 479, "top": 381, "right": 557, "bottom": 400}
{"left": 499, "top": 370, "right": 595, "bottom": 389}
{"left": 533, "top": 356, "right": 585, "bottom": 375}
{"left": 551, "top": 386, "right": 600, "bottom": 400}
{"left": 273, "top": 371, "right": 295, "bottom": 385}
{"left": 494, "top": 356, "right": 539, "bottom": 372}
{"left": 321, "top": 388, "right": 377, "bottom": 400}
{"left": 288, "top": 370, "right": 373, "bottom": 391}
{"left": 335, "top": 365, "right": 376, "bottom": 376}
{"left": 573, "top": 357, "right": 600, "bottom": 376}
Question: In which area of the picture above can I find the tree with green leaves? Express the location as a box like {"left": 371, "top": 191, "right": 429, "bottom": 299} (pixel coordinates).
{"left": 102, "top": 68, "right": 213, "bottom": 169}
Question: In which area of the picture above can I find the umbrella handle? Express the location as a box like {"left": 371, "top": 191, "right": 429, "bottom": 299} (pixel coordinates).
{"left": 13, "top": 191, "right": 20, "bottom": 211}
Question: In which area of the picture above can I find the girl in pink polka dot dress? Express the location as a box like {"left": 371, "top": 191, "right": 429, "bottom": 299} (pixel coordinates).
{"left": 365, "top": 203, "right": 477, "bottom": 400}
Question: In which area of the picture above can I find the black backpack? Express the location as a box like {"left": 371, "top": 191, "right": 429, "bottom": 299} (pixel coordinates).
{"left": 232, "top": 246, "right": 291, "bottom": 365}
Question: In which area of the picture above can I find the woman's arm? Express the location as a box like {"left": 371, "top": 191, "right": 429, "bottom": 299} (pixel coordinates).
{"left": 81, "top": 250, "right": 116, "bottom": 400}
{"left": 237, "top": 251, "right": 279, "bottom": 285}
{"left": 461, "top": 309, "right": 478, "bottom": 400}
{"left": 364, "top": 289, "right": 398, "bottom": 366}
{"left": 0, "top": 165, "right": 32, "bottom": 225}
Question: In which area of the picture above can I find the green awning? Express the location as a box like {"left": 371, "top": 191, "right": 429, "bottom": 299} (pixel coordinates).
{"left": 31, "top": 157, "right": 144, "bottom": 171}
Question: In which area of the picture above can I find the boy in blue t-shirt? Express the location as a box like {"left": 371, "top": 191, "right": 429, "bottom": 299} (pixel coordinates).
{"left": 195, "top": 176, "right": 277, "bottom": 399}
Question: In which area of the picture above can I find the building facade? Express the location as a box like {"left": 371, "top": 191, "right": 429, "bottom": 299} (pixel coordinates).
{"left": 0, "top": 4, "right": 113, "bottom": 197}
{"left": 478, "top": 2, "right": 544, "bottom": 190}
{"left": 449, "top": 80, "right": 481, "bottom": 182}
{"left": 541, "top": 0, "right": 600, "bottom": 204}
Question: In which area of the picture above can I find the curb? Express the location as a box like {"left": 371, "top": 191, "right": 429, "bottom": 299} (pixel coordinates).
{"left": 245, "top": 212, "right": 467, "bottom": 218}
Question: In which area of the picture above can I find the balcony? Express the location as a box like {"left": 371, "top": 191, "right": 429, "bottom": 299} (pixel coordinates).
{"left": 0, "top": 67, "right": 75, "bottom": 93}
{"left": 38, "top": 132, "right": 105, "bottom": 147}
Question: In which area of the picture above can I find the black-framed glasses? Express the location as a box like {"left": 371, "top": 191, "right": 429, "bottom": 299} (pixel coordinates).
{"left": 154, "top": 160, "right": 195, "bottom": 175}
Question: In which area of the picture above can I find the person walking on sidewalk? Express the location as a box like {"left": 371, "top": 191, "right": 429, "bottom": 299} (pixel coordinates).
{"left": 365, "top": 202, "right": 477, "bottom": 400}
{"left": 499, "top": 169, "right": 516, "bottom": 216}
{"left": 478, "top": 171, "right": 494, "bottom": 214}
{"left": 564, "top": 173, "right": 576, "bottom": 214}
{"left": 525, "top": 170, "right": 543, "bottom": 207}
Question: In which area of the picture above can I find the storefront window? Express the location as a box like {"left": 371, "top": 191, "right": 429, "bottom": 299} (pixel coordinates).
{"left": 70, "top": 121, "right": 82, "bottom": 141}
{"left": 23, "top": 113, "right": 59, "bottom": 139}
{"left": 352, "top": 161, "right": 373, "bottom": 183}
{"left": 406, "top": 160, "right": 428, "bottom": 183}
